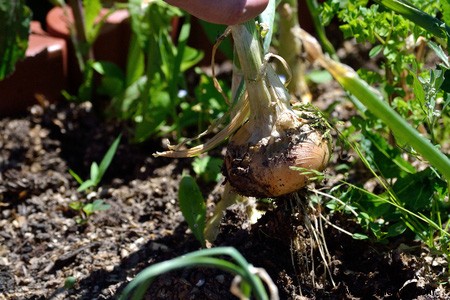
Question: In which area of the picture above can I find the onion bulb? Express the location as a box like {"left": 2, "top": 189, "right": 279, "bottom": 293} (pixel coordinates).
{"left": 224, "top": 106, "right": 330, "bottom": 198}
{"left": 223, "top": 24, "right": 331, "bottom": 198}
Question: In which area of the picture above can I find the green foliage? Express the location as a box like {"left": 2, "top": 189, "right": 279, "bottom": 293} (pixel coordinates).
{"left": 328, "top": 114, "right": 449, "bottom": 242}
{"left": 98, "top": 0, "right": 204, "bottom": 142}
{"left": 51, "top": 0, "right": 118, "bottom": 102}
{"left": 0, "top": 0, "right": 31, "bottom": 80}
{"left": 192, "top": 156, "right": 223, "bottom": 184}
{"left": 314, "top": 0, "right": 450, "bottom": 255}
{"left": 82, "top": 0, "right": 103, "bottom": 44}
{"left": 119, "top": 247, "right": 272, "bottom": 300}
{"left": 178, "top": 175, "right": 206, "bottom": 247}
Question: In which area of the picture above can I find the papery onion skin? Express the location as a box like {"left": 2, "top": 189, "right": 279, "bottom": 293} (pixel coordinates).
{"left": 224, "top": 120, "right": 330, "bottom": 198}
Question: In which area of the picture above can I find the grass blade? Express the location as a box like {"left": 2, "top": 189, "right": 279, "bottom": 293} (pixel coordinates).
{"left": 69, "top": 169, "right": 84, "bottom": 185}
{"left": 97, "top": 134, "right": 121, "bottom": 182}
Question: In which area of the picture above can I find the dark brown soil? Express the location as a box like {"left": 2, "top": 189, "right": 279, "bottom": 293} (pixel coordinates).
{"left": 1, "top": 101, "right": 449, "bottom": 300}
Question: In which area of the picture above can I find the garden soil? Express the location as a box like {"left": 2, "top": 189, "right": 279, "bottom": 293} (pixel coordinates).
{"left": 1, "top": 99, "right": 449, "bottom": 299}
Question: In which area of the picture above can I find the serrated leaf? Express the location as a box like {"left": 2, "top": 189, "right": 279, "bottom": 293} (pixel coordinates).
{"left": 178, "top": 176, "right": 206, "bottom": 247}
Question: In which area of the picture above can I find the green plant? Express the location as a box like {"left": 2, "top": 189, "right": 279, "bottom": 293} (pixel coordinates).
{"left": 96, "top": 0, "right": 204, "bottom": 142}
{"left": 157, "top": 7, "right": 331, "bottom": 199}
{"left": 51, "top": 0, "right": 115, "bottom": 102}
{"left": 178, "top": 175, "right": 207, "bottom": 247}
{"left": 192, "top": 155, "right": 223, "bottom": 184}
{"left": 69, "top": 199, "right": 111, "bottom": 225}
{"left": 119, "top": 247, "right": 277, "bottom": 300}
{"left": 69, "top": 134, "right": 121, "bottom": 192}
{"left": 50, "top": 0, "right": 118, "bottom": 101}
{"left": 64, "top": 276, "right": 77, "bottom": 290}
{"left": 67, "top": 134, "right": 120, "bottom": 224}
{"left": 301, "top": 1, "right": 450, "bottom": 254}
{"left": 0, "top": 0, "right": 31, "bottom": 80}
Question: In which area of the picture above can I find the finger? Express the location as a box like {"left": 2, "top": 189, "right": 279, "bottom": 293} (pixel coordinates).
{"left": 166, "top": 0, "right": 269, "bottom": 25}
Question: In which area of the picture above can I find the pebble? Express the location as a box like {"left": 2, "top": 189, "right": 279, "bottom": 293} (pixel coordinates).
{"left": 120, "top": 249, "right": 129, "bottom": 259}
{"left": 105, "top": 265, "right": 114, "bottom": 272}
{"left": 87, "top": 192, "right": 97, "bottom": 200}
{"left": 215, "top": 275, "right": 225, "bottom": 284}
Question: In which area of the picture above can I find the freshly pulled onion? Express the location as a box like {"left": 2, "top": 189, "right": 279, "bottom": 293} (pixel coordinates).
{"left": 222, "top": 24, "right": 331, "bottom": 198}
{"left": 155, "top": 22, "right": 331, "bottom": 198}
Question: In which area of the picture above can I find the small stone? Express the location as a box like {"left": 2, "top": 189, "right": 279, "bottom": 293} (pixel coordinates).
{"left": 120, "top": 249, "right": 129, "bottom": 259}
{"left": 105, "top": 265, "right": 114, "bottom": 272}
{"left": 215, "top": 275, "right": 225, "bottom": 284}
{"left": 87, "top": 192, "right": 97, "bottom": 200}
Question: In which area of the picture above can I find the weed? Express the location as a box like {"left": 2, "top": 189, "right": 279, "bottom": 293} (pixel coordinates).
{"left": 299, "top": 0, "right": 450, "bottom": 260}
{"left": 101, "top": 0, "right": 204, "bottom": 142}
{"left": 69, "top": 199, "right": 111, "bottom": 225}
{"left": 69, "top": 134, "right": 121, "bottom": 192}
{"left": 68, "top": 134, "right": 120, "bottom": 224}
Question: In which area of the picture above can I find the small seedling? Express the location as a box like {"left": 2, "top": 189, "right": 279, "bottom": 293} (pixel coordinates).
{"left": 68, "top": 134, "right": 120, "bottom": 224}
{"left": 69, "top": 199, "right": 111, "bottom": 224}
{"left": 69, "top": 134, "right": 121, "bottom": 192}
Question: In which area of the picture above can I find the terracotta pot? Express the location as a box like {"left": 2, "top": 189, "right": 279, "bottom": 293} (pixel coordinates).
{"left": 45, "top": 7, "right": 130, "bottom": 93}
{"left": 0, "top": 21, "right": 67, "bottom": 116}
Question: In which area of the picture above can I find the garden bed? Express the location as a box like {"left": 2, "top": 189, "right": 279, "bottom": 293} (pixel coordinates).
{"left": 1, "top": 100, "right": 448, "bottom": 299}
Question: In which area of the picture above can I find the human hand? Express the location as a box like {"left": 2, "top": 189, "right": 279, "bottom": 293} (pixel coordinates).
{"left": 165, "top": 0, "right": 269, "bottom": 25}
